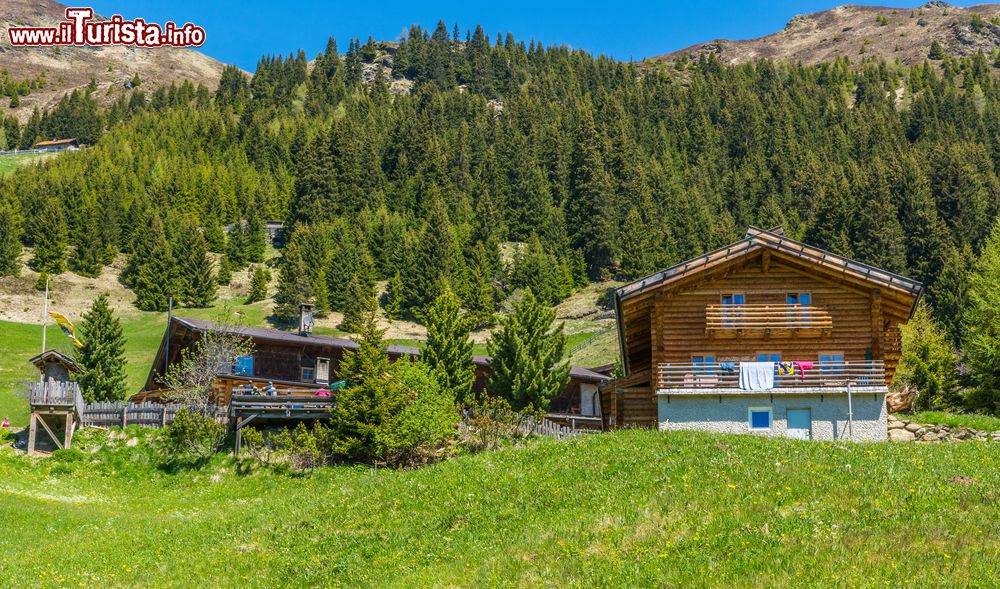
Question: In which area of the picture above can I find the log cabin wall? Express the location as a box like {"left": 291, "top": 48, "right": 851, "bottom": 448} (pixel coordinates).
{"left": 648, "top": 253, "right": 905, "bottom": 384}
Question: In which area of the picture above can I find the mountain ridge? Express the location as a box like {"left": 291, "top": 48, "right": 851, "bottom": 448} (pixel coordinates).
{"left": 0, "top": 0, "right": 226, "bottom": 123}
{"left": 655, "top": 3, "right": 1000, "bottom": 66}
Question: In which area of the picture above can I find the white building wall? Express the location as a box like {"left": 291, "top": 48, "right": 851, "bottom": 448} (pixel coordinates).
{"left": 657, "top": 392, "right": 887, "bottom": 441}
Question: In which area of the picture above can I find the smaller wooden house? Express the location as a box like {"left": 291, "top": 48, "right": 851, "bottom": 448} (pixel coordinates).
{"left": 139, "top": 316, "right": 609, "bottom": 429}
{"left": 31, "top": 138, "right": 80, "bottom": 152}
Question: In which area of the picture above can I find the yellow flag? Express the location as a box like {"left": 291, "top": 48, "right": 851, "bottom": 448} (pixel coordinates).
{"left": 49, "top": 310, "right": 85, "bottom": 349}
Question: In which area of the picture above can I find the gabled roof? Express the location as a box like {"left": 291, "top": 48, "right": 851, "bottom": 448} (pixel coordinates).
{"left": 29, "top": 350, "right": 83, "bottom": 374}
{"left": 171, "top": 317, "right": 421, "bottom": 356}
{"left": 617, "top": 226, "right": 923, "bottom": 303}
{"left": 33, "top": 138, "right": 78, "bottom": 147}
{"left": 613, "top": 226, "right": 924, "bottom": 376}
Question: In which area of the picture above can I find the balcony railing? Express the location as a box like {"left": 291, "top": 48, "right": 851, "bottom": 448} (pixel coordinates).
{"left": 657, "top": 361, "right": 885, "bottom": 392}
{"left": 705, "top": 304, "right": 833, "bottom": 335}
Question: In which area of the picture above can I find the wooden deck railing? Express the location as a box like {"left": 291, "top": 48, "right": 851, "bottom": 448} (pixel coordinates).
{"left": 657, "top": 360, "right": 885, "bottom": 391}
{"left": 705, "top": 304, "right": 833, "bottom": 332}
{"left": 28, "top": 381, "right": 84, "bottom": 418}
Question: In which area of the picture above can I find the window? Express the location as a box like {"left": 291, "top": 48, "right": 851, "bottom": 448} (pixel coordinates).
{"left": 692, "top": 354, "right": 716, "bottom": 374}
{"left": 819, "top": 352, "right": 845, "bottom": 376}
{"left": 756, "top": 352, "right": 781, "bottom": 362}
{"left": 721, "top": 293, "right": 745, "bottom": 327}
{"left": 234, "top": 355, "right": 254, "bottom": 376}
{"left": 787, "top": 292, "right": 812, "bottom": 325}
{"left": 749, "top": 407, "right": 772, "bottom": 431}
{"left": 301, "top": 367, "right": 315, "bottom": 382}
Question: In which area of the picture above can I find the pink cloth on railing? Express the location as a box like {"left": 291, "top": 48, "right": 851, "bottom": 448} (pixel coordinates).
{"left": 794, "top": 361, "right": 814, "bottom": 381}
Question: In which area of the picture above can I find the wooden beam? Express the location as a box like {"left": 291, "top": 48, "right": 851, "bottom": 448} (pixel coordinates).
{"left": 762, "top": 250, "right": 770, "bottom": 274}
{"left": 871, "top": 289, "right": 883, "bottom": 360}
{"left": 36, "top": 414, "right": 63, "bottom": 451}
{"left": 27, "top": 413, "right": 37, "bottom": 456}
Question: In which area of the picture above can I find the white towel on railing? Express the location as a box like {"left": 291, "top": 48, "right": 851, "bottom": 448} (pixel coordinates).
{"left": 739, "top": 362, "right": 774, "bottom": 391}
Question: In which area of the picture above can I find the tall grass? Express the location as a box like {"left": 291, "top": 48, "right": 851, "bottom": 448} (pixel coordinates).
{"left": 0, "top": 428, "right": 996, "bottom": 587}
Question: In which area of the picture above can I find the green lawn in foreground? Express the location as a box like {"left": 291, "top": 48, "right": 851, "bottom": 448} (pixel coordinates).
{"left": 905, "top": 411, "right": 1000, "bottom": 432}
{"left": 0, "top": 428, "right": 997, "bottom": 587}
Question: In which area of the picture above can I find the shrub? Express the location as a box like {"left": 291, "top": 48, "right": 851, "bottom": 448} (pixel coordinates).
{"left": 52, "top": 448, "right": 86, "bottom": 462}
{"left": 273, "top": 422, "right": 328, "bottom": 471}
{"left": 163, "top": 408, "right": 225, "bottom": 459}
{"left": 462, "top": 395, "right": 532, "bottom": 451}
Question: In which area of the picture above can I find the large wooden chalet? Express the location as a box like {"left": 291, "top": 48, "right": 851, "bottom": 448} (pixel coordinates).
{"left": 600, "top": 227, "right": 923, "bottom": 441}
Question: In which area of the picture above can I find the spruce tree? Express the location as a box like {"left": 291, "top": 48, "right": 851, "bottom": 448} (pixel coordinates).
{"left": 402, "top": 195, "right": 457, "bottom": 315}
{"left": 203, "top": 215, "right": 226, "bottom": 253}
{"left": 0, "top": 199, "right": 22, "bottom": 276}
{"left": 962, "top": 218, "right": 1000, "bottom": 411}
{"left": 245, "top": 265, "right": 269, "bottom": 303}
{"left": 486, "top": 289, "right": 569, "bottom": 411}
{"left": 216, "top": 255, "right": 233, "bottom": 286}
{"left": 422, "top": 287, "right": 475, "bottom": 404}
{"left": 175, "top": 228, "right": 216, "bottom": 307}
{"left": 383, "top": 271, "right": 404, "bottom": 321}
{"left": 28, "top": 197, "right": 67, "bottom": 274}
{"left": 245, "top": 210, "right": 268, "bottom": 264}
{"left": 132, "top": 217, "right": 176, "bottom": 311}
{"left": 341, "top": 274, "right": 377, "bottom": 332}
{"left": 69, "top": 202, "right": 103, "bottom": 277}
{"left": 898, "top": 302, "right": 960, "bottom": 411}
{"left": 75, "top": 293, "right": 128, "bottom": 402}
{"left": 566, "top": 104, "right": 615, "bottom": 279}
{"left": 510, "top": 236, "right": 569, "bottom": 306}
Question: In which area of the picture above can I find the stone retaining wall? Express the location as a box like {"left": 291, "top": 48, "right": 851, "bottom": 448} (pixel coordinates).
{"left": 888, "top": 415, "right": 1000, "bottom": 442}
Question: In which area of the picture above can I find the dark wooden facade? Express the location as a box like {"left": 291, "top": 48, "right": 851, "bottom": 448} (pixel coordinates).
{"left": 602, "top": 227, "right": 923, "bottom": 429}
{"left": 139, "top": 319, "right": 609, "bottom": 425}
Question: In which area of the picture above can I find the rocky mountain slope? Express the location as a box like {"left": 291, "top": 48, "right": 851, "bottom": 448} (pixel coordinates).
{"left": 657, "top": 2, "right": 1000, "bottom": 66}
{"left": 0, "top": 0, "right": 226, "bottom": 122}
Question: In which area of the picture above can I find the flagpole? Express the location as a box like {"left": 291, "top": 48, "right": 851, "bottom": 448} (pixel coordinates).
{"left": 41, "top": 275, "right": 49, "bottom": 354}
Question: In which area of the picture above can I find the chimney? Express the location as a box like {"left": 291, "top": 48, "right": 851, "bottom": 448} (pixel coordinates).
{"left": 299, "top": 304, "right": 314, "bottom": 337}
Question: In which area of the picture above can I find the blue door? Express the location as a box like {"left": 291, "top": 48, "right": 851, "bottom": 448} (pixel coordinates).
{"left": 787, "top": 408, "right": 812, "bottom": 440}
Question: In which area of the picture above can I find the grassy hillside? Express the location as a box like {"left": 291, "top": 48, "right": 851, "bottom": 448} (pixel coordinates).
{"left": 0, "top": 429, "right": 997, "bottom": 587}
{"left": 0, "top": 152, "right": 51, "bottom": 176}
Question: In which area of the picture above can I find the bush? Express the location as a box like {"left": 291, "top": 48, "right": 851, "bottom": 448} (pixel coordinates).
{"left": 327, "top": 360, "right": 458, "bottom": 466}
{"left": 163, "top": 408, "right": 225, "bottom": 459}
{"left": 51, "top": 447, "right": 86, "bottom": 462}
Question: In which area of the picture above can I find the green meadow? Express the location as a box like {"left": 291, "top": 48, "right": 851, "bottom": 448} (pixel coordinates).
{"left": 0, "top": 428, "right": 997, "bottom": 588}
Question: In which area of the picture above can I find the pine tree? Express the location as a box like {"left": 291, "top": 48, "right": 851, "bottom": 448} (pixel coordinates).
{"left": 422, "top": 287, "right": 475, "bottom": 403}
{"left": 245, "top": 210, "right": 268, "bottom": 264}
{"left": 486, "top": 289, "right": 569, "bottom": 411}
{"left": 341, "top": 273, "right": 377, "bottom": 332}
{"left": 402, "top": 195, "right": 457, "bottom": 315}
{"left": 0, "top": 199, "right": 22, "bottom": 276}
{"left": 510, "top": 235, "right": 569, "bottom": 306}
{"left": 203, "top": 215, "right": 226, "bottom": 253}
{"left": 226, "top": 220, "right": 247, "bottom": 270}
{"left": 245, "top": 265, "right": 269, "bottom": 303}
{"left": 216, "top": 255, "right": 233, "bottom": 286}
{"left": 69, "top": 202, "right": 103, "bottom": 277}
{"left": 383, "top": 271, "right": 404, "bottom": 321}
{"left": 566, "top": 104, "right": 616, "bottom": 279}
{"left": 28, "top": 197, "right": 67, "bottom": 274}
{"left": 75, "top": 293, "right": 128, "bottom": 402}
{"left": 175, "top": 228, "right": 216, "bottom": 307}
{"left": 928, "top": 40, "right": 945, "bottom": 60}
{"left": 897, "top": 302, "right": 960, "bottom": 411}
{"left": 132, "top": 217, "right": 176, "bottom": 311}
{"left": 962, "top": 218, "right": 1000, "bottom": 411}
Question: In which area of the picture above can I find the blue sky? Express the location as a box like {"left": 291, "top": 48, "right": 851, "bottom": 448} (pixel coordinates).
{"left": 88, "top": 1, "right": 980, "bottom": 70}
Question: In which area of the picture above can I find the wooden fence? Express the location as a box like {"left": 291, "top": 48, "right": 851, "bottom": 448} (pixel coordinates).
{"left": 460, "top": 410, "right": 582, "bottom": 440}
{"left": 82, "top": 402, "right": 223, "bottom": 428}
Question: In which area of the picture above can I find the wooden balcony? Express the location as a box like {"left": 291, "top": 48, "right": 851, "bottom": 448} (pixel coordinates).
{"left": 705, "top": 304, "right": 833, "bottom": 337}
{"left": 657, "top": 361, "right": 886, "bottom": 393}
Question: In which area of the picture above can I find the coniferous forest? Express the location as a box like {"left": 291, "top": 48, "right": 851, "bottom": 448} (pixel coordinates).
{"left": 2, "top": 23, "right": 1000, "bottom": 411}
